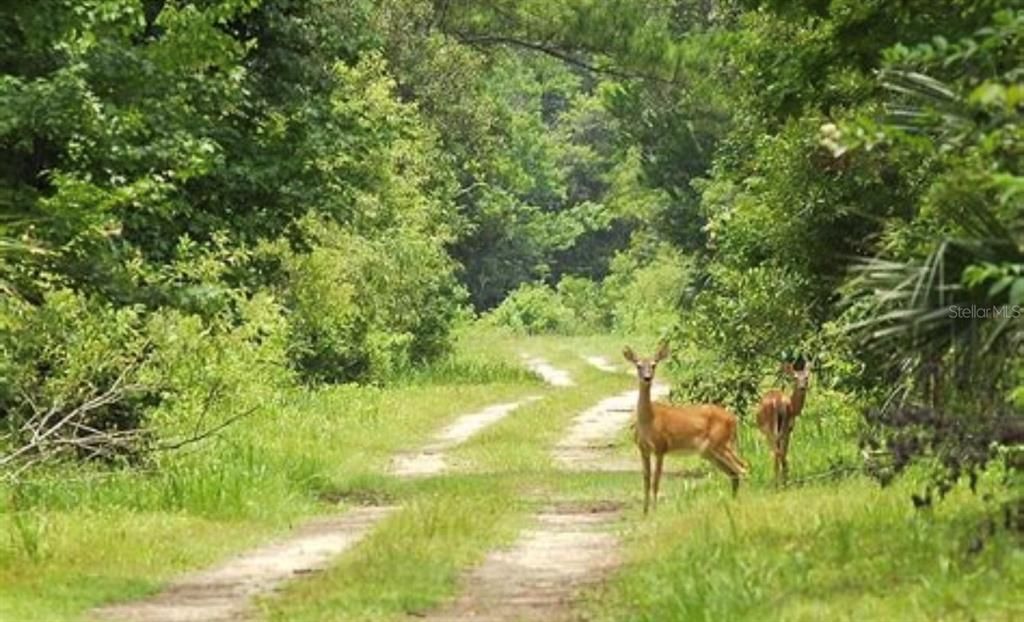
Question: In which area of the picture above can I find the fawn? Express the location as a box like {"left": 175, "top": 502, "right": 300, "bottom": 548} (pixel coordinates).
{"left": 757, "top": 361, "right": 811, "bottom": 485}
{"left": 624, "top": 343, "right": 748, "bottom": 514}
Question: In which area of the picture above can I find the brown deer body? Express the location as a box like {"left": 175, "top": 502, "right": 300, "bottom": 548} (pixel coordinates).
{"left": 757, "top": 363, "right": 811, "bottom": 485}
{"left": 624, "top": 344, "right": 748, "bottom": 514}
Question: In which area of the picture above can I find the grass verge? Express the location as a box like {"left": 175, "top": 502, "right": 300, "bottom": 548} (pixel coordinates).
{"left": 586, "top": 474, "right": 1023, "bottom": 622}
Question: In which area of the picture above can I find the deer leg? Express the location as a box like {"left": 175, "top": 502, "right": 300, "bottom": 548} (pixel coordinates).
{"left": 773, "top": 411, "right": 787, "bottom": 486}
{"left": 640, "top": 447, "right": 652, "bottom": 515}
{"left": 780, "top": 431, "right": 791, "bottom": 484}
{"left": 652, "top": 452, "right": 665, "bottom": 511}
{"left": 719, "top": 443, "right": 748, "bottom": 477}
{"left": 772, "top": 438, "right": 784, "bottom": 486}
{"left": 707, "top": 451, "right": 741, "bottom": 497}
{"left": 730, "top": 423, "right": 749, "bottom": 471}
{"left": 720, "top": 450, "right": 744, "bottom": 496}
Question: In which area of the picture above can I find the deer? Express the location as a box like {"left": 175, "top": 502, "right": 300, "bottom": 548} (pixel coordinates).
{"left": 757, "top": 360, "right": 811, "bottom": 485}
{"left": 623, "top": 343, "right": 749, "bottom": 514}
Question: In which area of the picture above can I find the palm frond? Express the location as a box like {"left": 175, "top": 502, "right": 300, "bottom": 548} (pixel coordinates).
{"left": 879, "top": 70, "right": 973, "bottom": 135}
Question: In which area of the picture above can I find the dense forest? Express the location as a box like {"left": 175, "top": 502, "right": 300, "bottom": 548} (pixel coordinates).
{"left": 0, "top": 1, "right": 1021, "bottom": 619}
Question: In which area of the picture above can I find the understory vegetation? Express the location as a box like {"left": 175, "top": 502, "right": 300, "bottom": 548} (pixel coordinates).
{"left": 1, "top": 1, "right": 1021, "bottom": 620}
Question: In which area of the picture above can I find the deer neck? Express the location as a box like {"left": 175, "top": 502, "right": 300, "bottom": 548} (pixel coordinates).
{"left": 789, "top": 385, "right": 807, "bottom": 417}
{"left": 636, "top": 382, "right": 656, "bottom": 426}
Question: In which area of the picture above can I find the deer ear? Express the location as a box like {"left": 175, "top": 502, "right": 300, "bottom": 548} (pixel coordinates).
{"left": 654, "top": 342, "right": 670, "bottom": 362}
{"left": 622, "top": 346, "right": 637, "bottom": 363}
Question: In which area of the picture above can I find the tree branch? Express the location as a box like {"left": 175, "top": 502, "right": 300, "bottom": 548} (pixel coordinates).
{"left": 450, "top": 32, "right": 680, "bottom": 86}
{"left": 155, "top": 405, "right": 260, "bottom": 452}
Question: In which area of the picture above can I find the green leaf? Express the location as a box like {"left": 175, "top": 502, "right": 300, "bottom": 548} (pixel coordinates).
{"left": 1009, "top": 278, "right": 1024, "bottom": 306}
{"left": 989, "top": 275, "right": 1015, "bottom": 297}
{"left": 969, "top": 82, "right": 1005, "bottom": 107}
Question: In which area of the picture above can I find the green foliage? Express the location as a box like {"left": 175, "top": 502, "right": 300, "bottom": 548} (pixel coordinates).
{"left": 445, "top": 54, "right": 633, "bottom": 309}
{"left": 142, "top": 292, "right": 292, "bottom": 438}
{"left": 671, "top": 263, "right": 814, "bottom": 412}
{"left": 831, "top": 9, "right": 1024, "bottom": 502}
{"left": 277, "top": 219, "right": 464, "bottom": 383}
{"left": 0, "top": 284, "right": 291, "bottom": 468}
{"left": 484, "top": 282, "right": 577, "bottom": 335}
{"left": 603, "top": 245, "right": 688, "bottom": 336}
{"left": 484, "top": 246, "right": 689, "bottom": 337}
{"left": 556, "top": 276, "right": 613, "bottom": 331}
{"left": 0, "top": 290, "right": 148, "bottom": 433}
{"left": 1, "top": 1, "right": 483, "bottom": 475}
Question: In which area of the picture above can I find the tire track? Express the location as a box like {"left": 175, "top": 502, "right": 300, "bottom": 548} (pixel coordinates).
{"left": 95, "top": 507, "right": 394, "bottom": 622}
{"left": 520, "top": 355, "right": 574, "bottom": 387}
{"left": 390, "top": 397, "right": 541, "bottom": 477}
{"left": 553, "top": 384, "right": 669, "bottom": 471}
{"left": 582, "top": 355, "right": 621, "bottom": 374}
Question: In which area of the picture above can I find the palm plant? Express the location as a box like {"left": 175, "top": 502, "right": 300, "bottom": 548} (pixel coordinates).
{"left": 838, "top": 17, "right": 1023, "bottom": 506}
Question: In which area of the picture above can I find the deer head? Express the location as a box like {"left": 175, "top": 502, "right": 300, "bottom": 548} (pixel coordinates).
{"left": 783, "top": 360, "right": 812, "bottom": 391}
{"left": 623, "top": 343, "right": 670, "bottom": 385}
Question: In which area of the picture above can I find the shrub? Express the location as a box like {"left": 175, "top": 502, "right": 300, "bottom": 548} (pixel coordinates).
{"left": 141, "top": 292, "right": 293, "bottom": 440}
{"left": 484, "top": 247, "right": 689, "bottom": 336}
{"left": 280, "top": 219, "right": 465, "bottom": 383}
{"left": 672, "top": 263, "right": 814, "bottom": 413}
{"left": 604, "top": 246, "right": 689, "bottom": 336}
{"left": 0, "top": 292, "right": 144, "bottom": 463}
{"left": 556, "top": 276, "right": 613, "bottom": 331}
{"left": 0, "top": 287, "right": 293, "bottom": 473}
{"left": 484, "top": 282, "right": 577, "bottom": 335}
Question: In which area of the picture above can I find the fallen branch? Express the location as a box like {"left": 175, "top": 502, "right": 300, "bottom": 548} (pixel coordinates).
{"left": 0, "top": 364, "right": 144, "bottom": 472}
{"left": 154, "top": 405, "right": 260, "bottom": 452}
{"left": 1, "top": 363, "right": 261, "bottom": 482}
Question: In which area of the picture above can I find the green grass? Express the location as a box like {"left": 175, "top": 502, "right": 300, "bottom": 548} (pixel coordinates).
{"left": 586, "top": 475, "right": 1023, "bottom": 622}
{"left": 2, "top": 330, "right": 1020, "bottom": 622}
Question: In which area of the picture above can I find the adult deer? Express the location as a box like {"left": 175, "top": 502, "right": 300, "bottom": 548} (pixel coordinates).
{"left": 757, "top": 360, "right": 811, "bottom": 485}
{"left": 623, "top": 344, "right": 748, "bottom": 514}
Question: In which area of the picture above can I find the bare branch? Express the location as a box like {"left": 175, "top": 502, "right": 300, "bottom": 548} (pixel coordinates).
{"left": 1, "top": 337, "right": 262, "bottom": 482}
{"left": 155, "top": 406, "right": 260, "bottom": 452}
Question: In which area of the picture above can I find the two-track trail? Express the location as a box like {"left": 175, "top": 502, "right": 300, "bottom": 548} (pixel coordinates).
{"left": 92, "top": 351, "right": 653, "bottom": 622}
{"left": 414, "top": 370, "right": 666, "bottom": 621}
